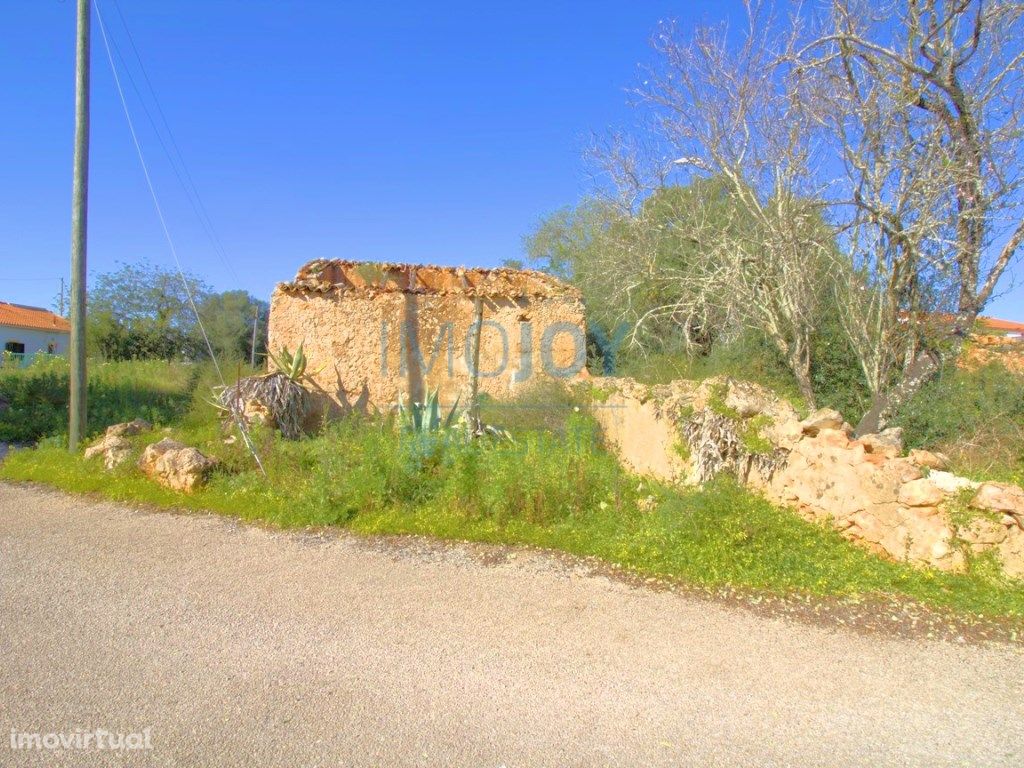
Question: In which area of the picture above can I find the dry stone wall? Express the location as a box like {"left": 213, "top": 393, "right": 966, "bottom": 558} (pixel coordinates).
{"left": 591, "top": 376, "right": 1024, "bottom": 578}
{"left": 269, "top": 260, "right": 587, "bottom": 414}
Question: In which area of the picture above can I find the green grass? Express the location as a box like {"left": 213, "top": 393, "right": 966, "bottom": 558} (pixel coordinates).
{"left": 4, "top": 412, "right": 1023, "bottom": 619}
{"left": 615, "top": 341, "right": 809, "bottom": 413}
{"left": 0, "top": 357, "right": 203, "bottom": 443}
{"left": 4, "top": 359, "right": 1022, "bottom": 621}
{"left": 740, "top": 414, "right": 775, "bottom": 455}
{"left": 893, "top": 362, "right": 1024, "bottom": 485}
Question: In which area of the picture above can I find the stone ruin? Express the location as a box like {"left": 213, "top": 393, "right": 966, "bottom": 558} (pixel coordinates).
{"left": 591, "top": 376, "right": 1024, "bottom": 578}
{"left": 264, "top": 259, "right": 1024, "bottom": 579}
{"left": 268, "top": 259, "right": 588, "bottom": 413}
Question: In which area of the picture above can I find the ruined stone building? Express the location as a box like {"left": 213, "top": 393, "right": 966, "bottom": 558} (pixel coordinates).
{"left": 269, "top": 259, "right": 587, "bottom": 412}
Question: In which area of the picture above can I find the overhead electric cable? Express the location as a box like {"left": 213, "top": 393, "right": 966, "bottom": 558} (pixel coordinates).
{"left": 94, "top": 0, "right": 265, "bottom": 476}
{"left": 105, "top": 0, "right": 241, "bottom": 286}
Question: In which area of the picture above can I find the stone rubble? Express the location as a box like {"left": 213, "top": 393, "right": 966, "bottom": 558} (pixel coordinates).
{"left": 83, "top": 419, "right": 152, "bottom": 470}
{"left": 590, "top": 375, "right": 1024, "bottom": 578}
{"left": 138, "top": 438, "right": 217, "bottom": 493}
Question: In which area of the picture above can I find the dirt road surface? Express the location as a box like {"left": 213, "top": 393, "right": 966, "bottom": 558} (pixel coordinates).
{"left": 1, "top": 483, "right": 1021, "bottom": 767}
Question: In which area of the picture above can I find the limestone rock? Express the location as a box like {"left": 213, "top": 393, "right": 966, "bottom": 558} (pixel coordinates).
{"left": 799, "top": 408, "right": 844, "bottom": 436}
{"left": 970, "top": 482, "right": 1024, "bottom": 529}
{"left": 105, "top": 418, "right": 152, "bottom": 438}
{"left": 138, "top": 438, "right": 216, "bottom": 492}
{"left": 859, "top": 428, "right": 904, "bottom": 459}
{"left": 998, "top": 528, "right": 1024, "bottom": 579}
{"left": 692, "top": 377, "right": 800, "bottom": 424}
{"left": 958, "top": 517, "right": 1008, "bottom": 550}
{"left": 723, "top": 380, "right": 773, "bottom": 418}
{"left": 907, "top": 449, "right": 950, "bottom": 471}
{"left": 83, "top": 434, "right": 133, "bottom": 470}
{"left": 897, "top": 478, "right": 946, "bottom": 508}
{"left": 768, "top": 418, "right": 805, "bottom": 450}
{"left": 928, "top": 470, "right": 979, "bottom": 494}
{"left": 887, "top": 458, "right": 924, "bottom": 484}
{"left": 83, "top": 419, "right": 151, "bottom": 470}
{"left": 590, "top": 373, "right": 1018, "bottom": 578}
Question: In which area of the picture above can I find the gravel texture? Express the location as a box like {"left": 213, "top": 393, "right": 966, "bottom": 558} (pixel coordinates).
{"left": 1, "top": 482, "right": 1022, "bottom": 767}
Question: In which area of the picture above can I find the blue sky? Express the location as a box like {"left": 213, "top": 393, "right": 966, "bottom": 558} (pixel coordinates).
{"left": 2, "top": 0, "right": 1022, "bottom": 321}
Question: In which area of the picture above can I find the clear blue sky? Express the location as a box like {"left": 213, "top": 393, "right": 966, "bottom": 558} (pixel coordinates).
{"left": 2, "top": 0, "right": 1022, "bottom": 321}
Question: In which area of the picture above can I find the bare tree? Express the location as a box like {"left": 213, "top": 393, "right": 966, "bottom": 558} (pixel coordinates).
{"left": 606, "top": 5, "right": 835, "bottom": 406}
{"left": 598, "top": 0, "right": 1023, "bottom": 425}
{"left": 798, "top": 0, "right": 1024, "bottom": 432}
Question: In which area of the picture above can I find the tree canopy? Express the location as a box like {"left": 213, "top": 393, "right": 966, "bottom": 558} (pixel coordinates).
{"left": 87, "top": 261, "right": 267, "bottom": 365}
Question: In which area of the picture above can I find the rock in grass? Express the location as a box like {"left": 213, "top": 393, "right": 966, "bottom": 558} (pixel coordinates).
{"left": 84, "top": 434, "right": 133, "bottom": 470}
{"left": 971, "top": 482, "right": 1024, "bottom": 524}
{"left": 83, "top": 419, "right": 152, "bottom": 470}
{"left": 105, "top": 418, "right": 152, "bottom": 438}
{"left": 138, "top": 438, "right": 216, "bottom": 493}
{"left": 907, "top": 448, "right": 950, "bottom": 471}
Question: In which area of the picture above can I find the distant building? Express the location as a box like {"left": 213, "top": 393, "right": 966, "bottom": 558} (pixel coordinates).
{"left": 977, "top": 316, "right": 1024, "bottom": 342}
{"left": 897, "top": 312, "right": 1024, "bottom": 343}
{"left": 0, "top": 302, "right": 71, "bottom": 365}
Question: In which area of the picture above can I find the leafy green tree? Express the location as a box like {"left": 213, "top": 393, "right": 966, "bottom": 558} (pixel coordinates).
{"left": 88, "top": 261, "right": 210, "bottom": 361}
{"left": 197, "top": 290, "right": 269, "bottom": 364}
{"left": 524, "top": 179, "right": 859, "bottom": 408}
{"left": 87, "top": 261, "right": 270, "bottom": 365}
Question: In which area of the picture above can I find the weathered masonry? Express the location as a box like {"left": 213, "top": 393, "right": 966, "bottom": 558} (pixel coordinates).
{"left": 269, "top": 259, "right": 587, "bottom": 412}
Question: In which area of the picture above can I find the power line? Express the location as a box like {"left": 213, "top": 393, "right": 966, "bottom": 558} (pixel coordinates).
{"left": 94, "top": 0, "right": 265, "bottom": 476}
{"left": 103, "top": 0, "right": 241, "bottom": 286}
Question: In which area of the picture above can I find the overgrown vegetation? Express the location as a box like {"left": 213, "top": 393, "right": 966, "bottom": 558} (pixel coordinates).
{"left": 0, "top": 357, "right": 203, "bottom": 443}
{"left": 87, "top": 260, "right": 268, "bottom": 363}
{"left": 522, "top": 0, "right": 1024, "bottom": 434}
{"left": 893, "top": 363, "right": 1024, "bottom": 485}
{"left": 2, "top": 360, "right": 1023, "bottom": 619}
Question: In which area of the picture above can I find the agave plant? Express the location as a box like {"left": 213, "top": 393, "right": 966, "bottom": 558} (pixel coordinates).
{"left": 397, "top": 388, "right": 461, "bottom": 434}
{"left": 267, "top": 342, "right": 308, "bottom": 382}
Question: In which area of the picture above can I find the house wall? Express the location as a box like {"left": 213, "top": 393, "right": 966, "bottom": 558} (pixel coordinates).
{"left": 1, "top": 325, "right": 69, "bottom": 361}
{"left": 268, "top": 287, "right": 587, "bottom": 413}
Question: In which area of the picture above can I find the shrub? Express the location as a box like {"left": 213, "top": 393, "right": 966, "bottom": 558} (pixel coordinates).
{"left": 809, "top": 315, "right": 872, "bottom": 421}
{"left": 615, "top": 331, "right": 808, "bottom": 409}
{"left": 440, "top": 413, "right": 628, "bottom": 524}
{"left": 892, "top": 362, "right": 1024, "bottom": 482}
{"left": 0, "top": 359, "right": 201, "bottom": 443}
{"left": 477, "top": 380, "right": 588, "bottom": 439}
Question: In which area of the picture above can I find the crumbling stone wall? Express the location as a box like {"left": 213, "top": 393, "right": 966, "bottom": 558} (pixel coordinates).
{"left": 591, "top": 376, "right": 1024, "bottom": 578}
{"left": 268, "top": 260, "right": 587, "bottom": 413}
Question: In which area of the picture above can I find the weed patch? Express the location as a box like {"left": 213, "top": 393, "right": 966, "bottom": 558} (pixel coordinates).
{"left": 4, "top": 416, "right": 1023, "bottom": 619}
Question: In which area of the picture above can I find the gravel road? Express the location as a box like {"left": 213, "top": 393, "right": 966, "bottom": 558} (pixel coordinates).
{"left": 1, "top": 482, "right": 1022, "bottom": 767}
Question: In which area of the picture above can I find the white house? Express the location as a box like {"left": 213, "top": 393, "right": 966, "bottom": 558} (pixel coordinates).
{"left": 0, "top": 301, "right": 71, "bottom": 364}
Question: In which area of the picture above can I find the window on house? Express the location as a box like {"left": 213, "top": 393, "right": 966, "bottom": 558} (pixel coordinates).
{"left": 47, "top": 343, "right": 56, "bottom": 354}
{"left": 4, "top": 342, "right": 25, "bottom": 354}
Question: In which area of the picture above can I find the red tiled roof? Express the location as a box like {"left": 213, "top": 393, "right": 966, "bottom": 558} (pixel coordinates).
{"left": 898, "top": 312, "right": 1024, "bottom": 334}
{"left": 0, "top": 302, "right": 71, "bottom": 333}
{"left": 979, "top": 316, "right": 1024, "bottom": 333}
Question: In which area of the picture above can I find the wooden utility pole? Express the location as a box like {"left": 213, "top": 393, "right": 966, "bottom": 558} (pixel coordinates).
{"left": 69, "top": 0, "right": 90, "bottom": 451}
